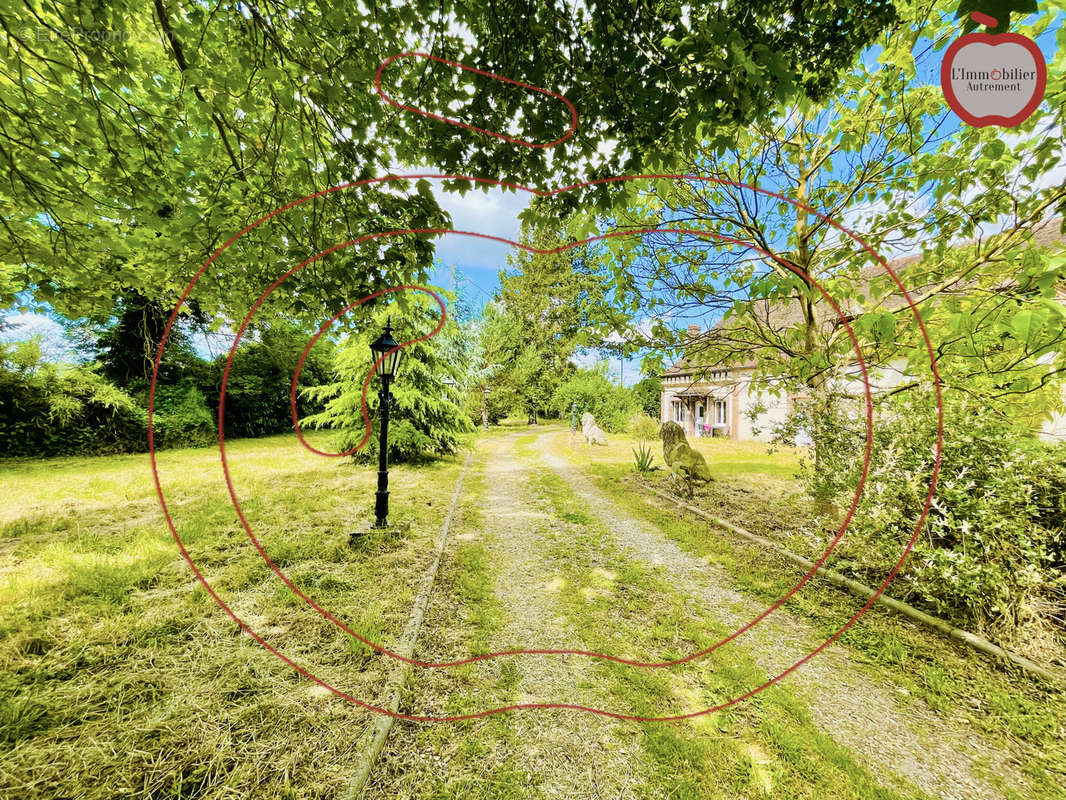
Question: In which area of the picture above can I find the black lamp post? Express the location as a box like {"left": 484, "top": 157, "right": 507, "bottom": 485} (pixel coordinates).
{"left": 369, "top": 318, "right": 402, "bottom": 528}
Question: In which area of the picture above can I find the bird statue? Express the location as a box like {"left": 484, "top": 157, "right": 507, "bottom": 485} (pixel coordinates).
{"left": 659, "top": 421, "right": 713, "bottom": 498}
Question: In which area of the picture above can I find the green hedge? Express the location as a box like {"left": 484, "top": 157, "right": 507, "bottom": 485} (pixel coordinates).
{"left": 0, "top": 361, "right": 149, "bottom": 457}
{"left": 1, "top": 339, "right": 218, "bottom": 458}
{"left": 797, "top": 390, "right": 1066, "bottom": 645}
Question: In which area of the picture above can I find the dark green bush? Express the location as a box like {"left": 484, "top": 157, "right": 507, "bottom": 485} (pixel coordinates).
{"left": 0, "top": 340, "right": 148, "bottom": 457}
{"left": 214, "top": 322, "right": 333, "bottom": 439}
{"left": 1, "top": 322, "right": 336, "bottom": 457}
{"left": 152, "top": 382, "right": 216, "bottom": 449}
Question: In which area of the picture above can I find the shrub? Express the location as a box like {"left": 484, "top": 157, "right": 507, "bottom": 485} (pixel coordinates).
{"left": 0, "top": 339, "right": 149, "bottom": 457}
{"left": 799, "top": 389, "right": 1066, "bottom": 646}
{"left": 627, "top": 412, "right": 660, "bottom": 442}
{"left": 550, "top": 365, "right": 640, "bottom": 433}
{"left": 152, "top": 383, "right": 216, "bottom": 449}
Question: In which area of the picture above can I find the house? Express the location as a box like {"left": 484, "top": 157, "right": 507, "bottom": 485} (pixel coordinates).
{"left": 660, "top": 221, "right": 1066, "bottom": 442}
{"left": 659, "top": 328, "right": 819, "bottom": 441}
{"left": 660, "top": 330, "right": 770, "bottom": 440}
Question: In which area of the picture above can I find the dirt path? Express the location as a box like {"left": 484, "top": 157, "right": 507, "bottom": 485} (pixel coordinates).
{"left": 536, "top": 432, "right": 1029, "bottom": 800}
{"left": 363, "top": 434, "right": 649, "bottom": 799}
{"left": 360, "top": 429, "right": 1037, "bottom": 799}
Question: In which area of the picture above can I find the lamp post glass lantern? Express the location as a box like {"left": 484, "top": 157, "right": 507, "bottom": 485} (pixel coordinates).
{"left": 370, "top": 318, "right": 402, "bottom": 528}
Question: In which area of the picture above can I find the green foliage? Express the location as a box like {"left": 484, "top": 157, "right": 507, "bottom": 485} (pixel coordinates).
{"left": 152, "top": 382, "right": 216, "bottom": 449}
{"left": 956, "top": 0, "right": 1039, "bottom": 33}
{"left": 304, "top": 297, "right": 474, "bottom": 464}
{"left": 220, "top": 321, "right": 334, "bottom": 439}
{"left": 801, "top": 390, "right": 1066, "bottom": 644}
{"left": 580, "top": 0, "right": 1066, "bottom": 430}
{"left": 0, "top": 2, "right": 897, "bottom": 326}
{"left": 627, "top": 412, "right": 661, "bottom": 442}
{"left": 0, "top": 338, "right": 148, "bottom": 457}
{"left": 632, "top": 443, "right": 657, "bottom": 474}
{"left": 549, "top": 364, "right": 640, "bottom": 433}
{"left": 483, "top": 217, "right": 606, "bottom": 419}
{"left": 0, "top": 3, "right": 446, "bottom": 326}
{"left": 632, "top": 374, "right": 663, "bottom": 419}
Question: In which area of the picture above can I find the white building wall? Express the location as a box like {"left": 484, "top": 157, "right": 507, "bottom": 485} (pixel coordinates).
{"left": 734, "top": 372, "right": 788, "bottom": 442}
{"left": 836, "top": 356, "right": 910, "bottom": 397}
{"left": 1039, "top": 409, "right": 1066, "bottom": 443}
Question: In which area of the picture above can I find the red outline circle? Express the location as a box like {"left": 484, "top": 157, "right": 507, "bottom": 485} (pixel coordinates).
{"left": 150, "top": 174, "right": 944, "bottom": 722}
{"left": 374, "top": 52, "right": 578, "bottom": 148}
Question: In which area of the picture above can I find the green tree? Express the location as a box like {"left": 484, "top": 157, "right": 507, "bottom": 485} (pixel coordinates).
{"left": 582, "top": 0, "right": 1066, "bottom": 432}
{"left": 474, "top": 301, "right": 524, "bottom": 422}
{"left": 220, "top": 319, "right": 335, "bottom": 439}
{"left": 493, "top": 215, "right": 605, "bottom": 419}
{"left": 0, "top": 1, "right": 898, "bottom": 327}
{"left": 90, "top": 291, "right": 208, "bottom": 389}
{"left": 550, "top": 363, "right": 640, "bottom": 433}
{"left": 303, "top": 296, "right": 473, "bottom": 463}
{"left": 632, "top": 373, "right": 663, "bottom": 419}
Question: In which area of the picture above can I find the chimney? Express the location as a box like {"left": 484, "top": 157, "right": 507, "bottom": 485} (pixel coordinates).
{"left": 687, "top": 324, "right": 701, "bottom": 339}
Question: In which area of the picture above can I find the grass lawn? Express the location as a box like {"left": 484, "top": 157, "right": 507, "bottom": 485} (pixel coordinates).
{"left": 0, "top": 432, "right": 471, "bottom": 800}
{"left": 4, "top": 424, "right": 1063, "bottom": 799}
{"left": 562, "top": 428, "right": 820, "bottom": 551}
{"left": 562, "top": 427, "right": 806, "bottom": 481}
{"left": 545, "top": 426, "right": 1066, "bottom": 799}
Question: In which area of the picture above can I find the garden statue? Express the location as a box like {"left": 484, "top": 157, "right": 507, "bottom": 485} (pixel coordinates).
{"left": 659, "top": 421, "right": 712, "bottom": 497}
{"left": 581, "top": 412, "right": 608, "bottom": 446}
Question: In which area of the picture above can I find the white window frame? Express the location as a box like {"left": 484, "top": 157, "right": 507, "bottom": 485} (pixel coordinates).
{"left": 714, "top": 400, "right": 727, "bottom": 425}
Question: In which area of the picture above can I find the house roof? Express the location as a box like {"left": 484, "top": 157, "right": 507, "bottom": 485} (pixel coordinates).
{"left": 664, "top": 218, "right": 1065, "bottom": 378}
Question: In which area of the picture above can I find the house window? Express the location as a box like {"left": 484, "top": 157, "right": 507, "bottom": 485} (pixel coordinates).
{"left": 714, "top": 400, "right": 727, "bottom": 425}
{"left": 673, "top": 401, "right": 684, "bottom": 423}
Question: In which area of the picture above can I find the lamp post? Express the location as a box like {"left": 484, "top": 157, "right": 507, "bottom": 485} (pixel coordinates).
{"left": 369, "top": 318, "right": 402, "bottom": 528}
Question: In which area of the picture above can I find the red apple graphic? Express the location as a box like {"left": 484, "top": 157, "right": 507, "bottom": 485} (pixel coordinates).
{"left": 941, "top": 19, "right": 1047, "bottom": 128}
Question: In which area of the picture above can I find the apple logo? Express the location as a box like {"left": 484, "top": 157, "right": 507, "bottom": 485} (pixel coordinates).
{"left": 941, "top": 12, "right": 1047, "bottom": 128}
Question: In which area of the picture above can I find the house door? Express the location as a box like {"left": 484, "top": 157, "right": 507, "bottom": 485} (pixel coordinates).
{"left": 694, "top": 402, "right": 706, "bottom": 437}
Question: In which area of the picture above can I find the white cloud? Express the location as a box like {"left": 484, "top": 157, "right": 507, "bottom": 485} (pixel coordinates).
{"left": 432, "top": 182, "right": 531, "bottom": 271}
{"left": 378, "top": 166, "right": 531, "bottom": 272}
